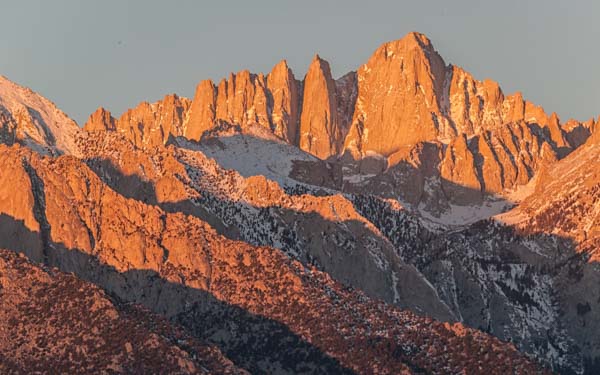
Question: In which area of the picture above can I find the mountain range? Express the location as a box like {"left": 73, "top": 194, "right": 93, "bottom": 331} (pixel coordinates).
{"left": 0, "top": 32, "right": 598, "bottom": 374}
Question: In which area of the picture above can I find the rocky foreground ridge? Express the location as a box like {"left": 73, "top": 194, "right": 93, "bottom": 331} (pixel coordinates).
{"left": 0, "top": 249, "right": 243, "bottom": 374}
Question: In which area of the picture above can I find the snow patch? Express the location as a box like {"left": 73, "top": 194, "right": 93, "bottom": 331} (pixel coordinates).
{"left": 175, "top": 128, "right": 317, "bottom": 189}
{"left": 419, "top": 198, "right": 512, "bottom": 227}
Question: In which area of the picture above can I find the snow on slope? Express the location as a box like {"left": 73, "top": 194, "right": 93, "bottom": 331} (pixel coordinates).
{"left": 175, "top": 124, "right": 318, "bottom": 188}
{"left": 417, "top": 197, "right": 513, "bottom": 227}
{"left": 0, "top": 75, "right": 80, "bottom": 155}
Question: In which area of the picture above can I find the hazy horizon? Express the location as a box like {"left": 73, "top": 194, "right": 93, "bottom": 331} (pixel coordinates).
{"left": 1, "top": 0, "right": 598, "bottom": 124}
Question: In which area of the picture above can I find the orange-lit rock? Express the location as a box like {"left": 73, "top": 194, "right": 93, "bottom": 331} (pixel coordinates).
{"left": 183, "top": 79, "right": 217, "bottom": 141}
{"left": 299, "top": 55, "right": 342, "bottom": 159}
{"left": 116, "top": 94, "right": 190, "bottom": 147}
{"left": 343, "top": 32, "right": 446, "bottom": 157}
{"left": 83, "top": 107, "right": 116, "bottom": 132}
{"left": 267, "top": 60, "right": 300, "bottom": 143}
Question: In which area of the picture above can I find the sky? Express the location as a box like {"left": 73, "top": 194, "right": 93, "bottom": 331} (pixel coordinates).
{"left": 1, "top": 0, "right": 598, "bottom": 125}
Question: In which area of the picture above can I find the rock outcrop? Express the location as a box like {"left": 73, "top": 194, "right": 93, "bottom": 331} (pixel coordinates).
{"left": 183, "top": 80, "right": 217, "bottom": 141}
{"left": 343, "top": 32, "right": 447, "bottom": 157}
{"left": 214, "top": 71, "right": 271, "bottom": 131}
{"left": 79, "top": 32, "right": 589, "bottom": 204}
{"left": 339, "top": 32, "right": 577, "bottom": 198}
{"left": 183, "top": 62, "right": 301, "bottom": 144}
{"left": 73, "top": 31, "right": 593, "bottom": 208}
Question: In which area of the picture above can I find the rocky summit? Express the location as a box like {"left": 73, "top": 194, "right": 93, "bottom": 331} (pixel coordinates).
{"left": 0, "top": 32, "right": 598, "bottom": 374}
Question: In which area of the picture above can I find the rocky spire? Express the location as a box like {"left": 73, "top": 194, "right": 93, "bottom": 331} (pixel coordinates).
{"left": 183, "top": 79, "right": 217, "bottom": 141}
{"left": 298, "top": 54, "right": 341, "bottom": 159}
{"left": 267, "top": 59, "right": 301, "bottom": 143}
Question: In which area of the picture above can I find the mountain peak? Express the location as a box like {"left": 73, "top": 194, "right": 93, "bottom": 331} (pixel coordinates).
{"left": 343, "top": 32, "right": 447, "bottom": 157}
{"left": 378, "top": 32, "right": 437, "bottom": 58}
{"left": 299, "top": 52, "right": 340, "bottom": 159}
{"left": 400, "top": 31, "right": 433, "bottom": 47}
{"left": 309, "top": 53, "right": 330, "bottom": 70}
{"left": 270, "top": 59, "right": 291, "bottom": 73}
{"left": 83, "top": 106, "right": 116, "bottom": 132}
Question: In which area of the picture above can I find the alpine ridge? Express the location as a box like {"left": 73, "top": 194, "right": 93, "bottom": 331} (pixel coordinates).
{"left": 82, "top": 32, "right": 595, "bottom": 216}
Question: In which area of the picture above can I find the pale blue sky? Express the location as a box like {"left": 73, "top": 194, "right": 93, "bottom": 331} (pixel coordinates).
{"left": 1, "top": 0, "right": 598, "bottom": 124}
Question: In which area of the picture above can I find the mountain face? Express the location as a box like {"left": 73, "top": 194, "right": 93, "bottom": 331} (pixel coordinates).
{"left": 343, "top": 32, "right": 448, "bottom": 156}
{"left": 1, "top": 31, "right": 598, "bottom": 374}
{"left": 73, "top": 131, "right": 455, "bottom": 322}
{"left": 343, "top": 137, "right": 600, "bottom": 374}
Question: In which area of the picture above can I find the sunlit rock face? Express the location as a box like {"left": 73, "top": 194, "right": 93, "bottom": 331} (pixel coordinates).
{"left": 343, "top": 32, "right": 448, "bottom": 157}
{"left": 84, "top": 94, "right": 190, "bottom": 148}
{"left": 82, "top": 107, "right": 117, "bottom": 132}
{"left": 298, "top": 55, "right": 343, "bottom": 159}
{"left": 267, "top": 59, "right": 301, "bottom": 143}
{"left": 183, "top": 61, "right": 301, "bottom": 145}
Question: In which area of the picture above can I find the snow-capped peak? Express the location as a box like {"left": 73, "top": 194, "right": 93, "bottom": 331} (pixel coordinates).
{"left": 0, "top": 75, "right": 80, "bottom": 155}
